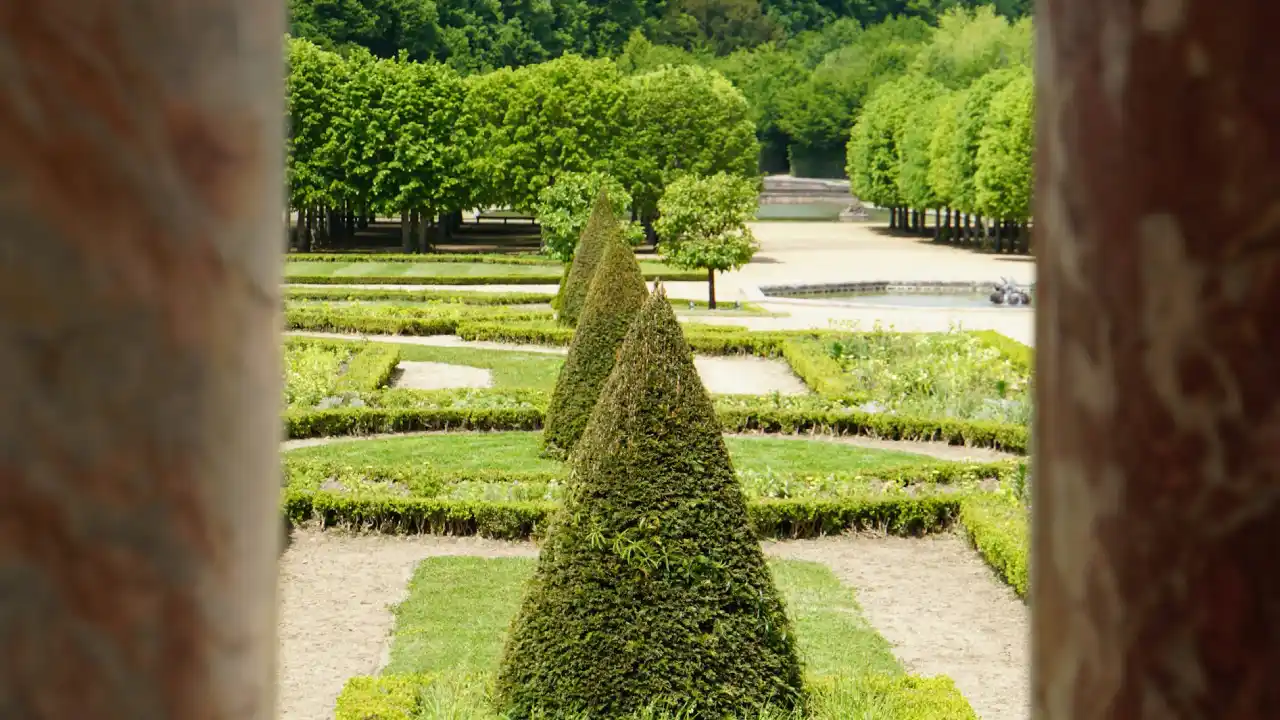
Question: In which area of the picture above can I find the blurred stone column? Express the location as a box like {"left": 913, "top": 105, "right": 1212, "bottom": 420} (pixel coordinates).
{"left": 0, "top": 2, "right": 284, "bottom": 718}
{"left": 1034, "top": 0, "right": 1280, "bottom": 717}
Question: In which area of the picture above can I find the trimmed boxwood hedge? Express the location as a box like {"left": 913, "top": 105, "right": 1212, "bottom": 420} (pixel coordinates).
{"left": 286, "top": 287, "right": 556, "bottom": 304}
{"left": 335, "top": 672, "right": 977, "bottom": 720}
{"left": 288, "top": 252, "right": 551, "bottom": 264}
{"left": 283, "top": 402, "right": 1029, "bottom": 453}
{"left": 959, "top": 493, "right": 1029, "bottom": 599}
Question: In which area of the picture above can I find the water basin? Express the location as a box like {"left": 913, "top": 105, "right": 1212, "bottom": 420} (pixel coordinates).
{"left": 780, "top": 291, "right": 1030, "bottom": 309}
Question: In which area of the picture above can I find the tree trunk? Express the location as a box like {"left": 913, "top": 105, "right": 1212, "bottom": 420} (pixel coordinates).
{"left": 1035, "top": 1, "right": 1280, "bottom": 717}
{"left": 0, "top": 2, "right": 282, "bottom": 717}
{"left": 417, "top": 211, "right": 431, "bottom": 253}
{"left": 889, "top": 207, "right": 897, "bottom": 229}
{"left": 301, "top": 207, "right": 313, "bottom": 253}
{"left": 292, "top": 206, "right": 305, "bottom": 252}
{"left": 400, "top": 208, "right": 412, "bottom": 253}
{"left": 707, "top": 268, "right": 717, "bottom": 309}
{"left": 344, "top": 207, "right": 355, "bottom": 241}
{"left": 944, "top": 208, "right": 953, "bottom": 241}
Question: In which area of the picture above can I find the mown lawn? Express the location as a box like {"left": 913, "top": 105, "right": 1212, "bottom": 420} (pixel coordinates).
{"left": 347, "top": 556, "right": 975, "bottom": 719}
{"left": 285, "top": 431, "right": 931, "bottom": 477}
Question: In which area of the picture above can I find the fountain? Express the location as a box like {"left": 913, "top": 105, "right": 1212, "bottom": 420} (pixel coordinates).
{"left": 989, "top": 277, "right": 1032, "bottom": 306}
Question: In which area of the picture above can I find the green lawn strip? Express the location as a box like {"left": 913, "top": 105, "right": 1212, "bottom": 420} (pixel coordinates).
{"left": 336, "top": 557, "right": 975, "bottom": 719}
{"left": 285, "top": 432, "right": 932, "bottom": 479}
{"left": 289, "top": 296, "right": 774, "bottom": 316}
{"left": 395, "top": 345, "right": 564, "bottom": 391}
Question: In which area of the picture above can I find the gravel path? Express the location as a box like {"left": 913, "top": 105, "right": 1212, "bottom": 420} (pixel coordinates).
{"left": 693, "top": 355, "right": 809, "bottom": 396}
{"left": 764, "top": 535, "right": 1029, "bottom": 720}
{"left": 392, "top": 360, "right": 492, "bottom": 390}
{"left": 279, "top": 531, "right": 1026, "bottom": 720}
{"left": 277, "top": 531, "right": 536, "bottom": 720}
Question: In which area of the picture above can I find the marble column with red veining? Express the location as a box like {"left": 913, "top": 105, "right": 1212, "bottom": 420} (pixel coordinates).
{"left": 0, "top": 2, "right": 284, "bottom": 718}
{"left": 1033, "top": 0, "right": 1280, "bottom": 717}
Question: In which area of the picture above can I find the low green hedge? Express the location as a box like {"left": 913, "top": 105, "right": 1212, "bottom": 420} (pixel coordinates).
{"left": 288, "top": 251, "right": 550, "bottom": 264}
{"left": 335, "top": 673, "right": 428, "bottom": 720}
{"left": 286, "top": 287, "right": 555, "bottom": 305}
{"left": 286, "top": 307, "right": 552, "bottom": 336}
{"left": 781, "top": 339, "right": 857, "bottom": 398}
{"left": 959, "top": 493, "right": 1030, "bottom": 598}
{"left": 971, "top": 329, "right": 1033, "bottom": 373}
{"left": 284, "top": 403, "right": 1027, "bottom": 453}
{"left": 286, "top": 269, "right": 705, "bottom": 285}
{"left": 337, "top": 344, "right": 401, "bottom": 393}
{"left": 335, "top": 673, "right": 976, "bottom": 720}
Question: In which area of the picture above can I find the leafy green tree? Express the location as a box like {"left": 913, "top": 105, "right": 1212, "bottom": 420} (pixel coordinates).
{"left": 535, "top": 172, "right": 642, "bottom": 262}
{"left": 898, "top": 90, "right": 953, "bottom": 216}
{"left": 712, "top": 43, "right": 809, "bottom": 169}
{"left": 624, "top": 65, "right": 759, "bottom": 221}
{"left": 286, "top": 38, "right": 345, "bottom": 249}
{"left": 465, "top": 55, "right": 630, "bottom": 212}
{"left": 557, "top": 191, "right": 618, "bottom": 326}
{"left": 910, "top": 5, "right": 1030, "bottom": 89}
{"left": 498, "top": 288, "right": 805, "bottom": 720}
{"left": 652, "top": 0, "right": 783, "bottom": 55}
{"left": 654, "top": 173, "right": 760, "bottom": 308}
{"left": 944, "top": 66, "right": 1021, "bottom": 214}
{"left": 776, "top": 16, "right": 932, "bottom": 165}
{"left": 313, "top": 48, "right": 391, "bottom": 240}
{"left": 974, "top": 71, "right": 1033, "bottom": 225}
{"left": 614, "top": 29, "right": 707, "bottom": 74}
{"left": 847, "top": 74, "right": 944, "bottom": 211}
{"left": 542, "top": 236, "right": 649, "bottom": 457}
{"left": 373, "top": 58, "right": 473, "bottom": 251}
{"left": 926, "top": 88, "right": 968, "bottom": 212}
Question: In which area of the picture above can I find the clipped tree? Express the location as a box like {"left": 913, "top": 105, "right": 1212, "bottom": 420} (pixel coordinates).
{"left": 556, "top": 190, "right": 617, "bottom": 326}
{"left": 498, "top": 287, "right": 805, "bottom": 720}
{"left": 974, "top": 72, "right": 1034, "bottom": 247}
{"left": 927, "top": 88, "right": 969, "bottom": 215}
{"left": 944, "top": 66, "right": 1022, "bottom": 216}
{"left": 534, "top": 172, "right": 642, "bottom": 263}
{"left": 542, "top": 237, "right": 648, "bottom": 457}
{"left": 286, "top": 37, "right": 344, "bottom": 251}
{"left": 654, "top": 173, "right": 760, "bottom": 308}
{"left": 847, "top": 74, "right": 943, "bottom": 220}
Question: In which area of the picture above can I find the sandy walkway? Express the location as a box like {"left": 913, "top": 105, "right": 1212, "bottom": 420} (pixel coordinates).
{"left": 278, "top": 531, "right": 1026, "bottom": 720}
{"left": 277, "top": 531, "right": 536, "bottom": 720}
{"left": 765, "top": 535, "right": 1029, "bottom": 720}
{"left": 392, "top": 360, "right": 492, "bottom": 390}
{"left": 694, "top": 355, "right": 808, "bottom": 395}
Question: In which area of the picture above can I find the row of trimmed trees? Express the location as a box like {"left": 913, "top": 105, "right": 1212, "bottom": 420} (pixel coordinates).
{"left": 507, "top": 199, "right": 803, "bottom": 718}
{"left": 846, "top": 63, "right": 1034, "bottom": 252}
{"left": 286, "top": 37, "right": 759, "bottom": 252}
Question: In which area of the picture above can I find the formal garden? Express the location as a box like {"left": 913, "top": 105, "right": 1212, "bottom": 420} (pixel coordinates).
{"left": 278, "top": 5, "right": 1037, "bottom": 717}
{"left": 279, "top": 192, "right": 1033, "bottom": 720}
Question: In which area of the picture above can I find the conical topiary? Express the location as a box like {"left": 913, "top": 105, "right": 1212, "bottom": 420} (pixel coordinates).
{"left": 542, "top": 231, "right": 648, "bottom": 457}
{"left": 556, "top": 189, "right": 615, "bottom": 326}
{"left": 497, "top": 287, "right": 806, "bottom": 720}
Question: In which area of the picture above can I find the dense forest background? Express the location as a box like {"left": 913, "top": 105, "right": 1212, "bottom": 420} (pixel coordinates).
{"left": 289, "top": 0, "right": 1032, "bottom": 177}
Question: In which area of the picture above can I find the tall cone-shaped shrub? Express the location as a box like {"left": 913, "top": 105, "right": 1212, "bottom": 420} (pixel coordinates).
{"left": 542, "top": 232, "right": 648, "bottom": 457}
{"left": 498, "top": 287, "right": 805, "bottom": 720}
{"left": 556, "top": 189, "right": 615, "bottom": 326}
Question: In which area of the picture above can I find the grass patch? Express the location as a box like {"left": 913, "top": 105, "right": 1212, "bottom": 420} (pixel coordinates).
{"left": 338, "top": 557, "right": 975, "bottom": 719}
{"left": 285, "top": 432, "right": 931, "bottom": 478}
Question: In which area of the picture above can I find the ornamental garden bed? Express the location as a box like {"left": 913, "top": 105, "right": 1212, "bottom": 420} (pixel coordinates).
{"left": 334, "top": 556, "right": 977, "bottom": 720}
